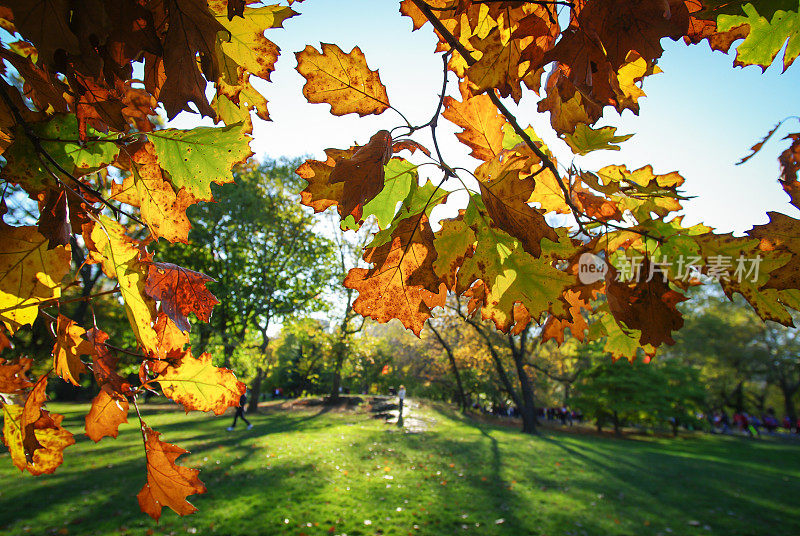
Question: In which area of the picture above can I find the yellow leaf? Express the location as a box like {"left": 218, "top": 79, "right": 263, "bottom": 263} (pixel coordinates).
{"left": 86, "top": 216, "right": 159, "bottom": 354}
{"left": 155, "top": 351, "right": 245, "bottom": 415}
{"left": 0, "top": 223, "right": 70, "bottom": 332}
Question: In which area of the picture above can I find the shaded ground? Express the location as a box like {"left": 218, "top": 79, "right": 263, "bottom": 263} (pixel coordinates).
{"left": 1, "top": 399, "right": 798, "bottom": 536}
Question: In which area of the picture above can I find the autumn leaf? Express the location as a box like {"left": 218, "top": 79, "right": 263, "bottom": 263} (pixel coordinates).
{"left": 148, "top": 124, "right": 253, "bottom": 202}
{"left": 329, "top": 130, "right": 393, "bottom": 220}
{"left": 717, "top": 3, "right": 800, "bottom": 71}
{"left": 144, "top": 262, "right": 219, "bottom": 332}
{"left": 476, "top": 154, "right": 558, "bottom": 258}
{"left": 2, "top": 375, "right": 75, "bottom": 475}
{"left": 442, "top": 93, "right": 506, "bottom": 162}
{"left": 0, "top": 357, "right": 32, "bottom": 393}
{"left": 86, "top": 328, "right": 133, "bottom": 395}
{"left": 0, "top": 223, "right": 71, "bottom": 332}
{"left": 344, "top": 214, "right": 444, "bottom": 335}
{"left": 85, "top": 385, "right": 129, "bottom": 442}
{"left": 85, "top": 216, "right": 159, "bottom": 354}
{"left": 154, "top": 351, "right": 245, "bottom": 415}
{"left": 605, "top": 260, "right": 687, "bottom": 347}
{"left": 52, "top": 314, "right": 93, "bottom": 386}
{"left": 112, "top": 141, "right": 194, "bottom": 243}
{"left": 295, "top": 43, "right": 390, "bottom": 116}
{"left": 137, "top": 423, "right": 206, "bottom": 520}
{"left": 565, "top": 124, "right": 634, "bottom": 155}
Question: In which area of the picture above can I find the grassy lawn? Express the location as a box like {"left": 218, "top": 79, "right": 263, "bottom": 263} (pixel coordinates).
{"left": 1, "top": 399, "right": 798, "bottom": 536}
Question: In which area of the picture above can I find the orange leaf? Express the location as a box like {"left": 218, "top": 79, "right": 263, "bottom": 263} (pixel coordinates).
{"left": 85, "top": 384, "right": 129, "bottom": 442}
{"left": 344, "top": 214, "right": 444, "bottom": 336}
{"left": 144, "top": 262, "right": 219, "bottom": 332}
{"left": 442, "top": 94, "right": 505, "bottom": 162}
{"left": 295, "top": 42, "right": 390, "bottom": 117}
{"left": 137, "top": 424, "right": 206, "bottom": 520}
{"left": 52, "top": 314, "right": 92, "bottom": 386}
{"left": 0, "top": 356, "right": 31, "bottom": 393}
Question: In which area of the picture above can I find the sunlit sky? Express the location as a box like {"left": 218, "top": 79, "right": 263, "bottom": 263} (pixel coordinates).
{"left": 171, "top": 0, "right": 800, "bottom": 235}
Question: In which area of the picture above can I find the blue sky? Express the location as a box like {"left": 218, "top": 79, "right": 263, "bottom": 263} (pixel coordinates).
{"left": 173, "top": 0, "right": 800, "bottom": 235}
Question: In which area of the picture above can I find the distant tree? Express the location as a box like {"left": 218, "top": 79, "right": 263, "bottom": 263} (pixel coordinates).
{"left": 573, "top": 355, "right": 705, "bottom": 435}
{"left": 156, "top": 158, "right": 335, "bottom": 410}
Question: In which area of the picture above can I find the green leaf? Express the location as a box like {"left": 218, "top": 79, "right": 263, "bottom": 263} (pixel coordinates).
{"left": 366, "top": 179, "right": 449, "bottom": 247}
{"left": 148, "top": 124, "right": 253, "bottom": 201}
{"left": 342, "top": 158, "right": 417, "bottom": 230}
{"left": 564, "top": 124, "right": 634, "bottom": 155}
{"left": 0, "top": 114, "right": 118, "bottom": 191}
{"left": 501, "top": 123, "right": 551, "bottom": 157}
{"left": 718, "top": 2, "right": 800, "bottom": 71}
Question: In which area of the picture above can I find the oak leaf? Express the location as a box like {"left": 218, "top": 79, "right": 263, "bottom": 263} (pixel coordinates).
{"left": 137, "top": 424, "right": 206, "bottom": 520}
{"left": 148, "top": 124, "right": 253, "bottom": 202}
{"left": 329, "top": 130, "right": 393, "bottom": 220}
{"left": 85, "top": 384, "right": 129, "bottom": 442}
{"left": 476, "top": 154, "right": 558, "bottom": 258}
{"left": 296, "top": 148, "right": 355, "bottom": 213}
{"left": 3, "top": 404, "right": 75, "bottom": 476}
{"left": 112, "top": 141, "right": 194, "bottom": 243}
{"left": 0, "top": 357, "right": 31, "bottom": 393}
{"left": 442, "top": 93, "right": 506, "bottom": 162}
{"left": 0, "top": 223, "right": 71, "bottom": 332}
{"left": 85, "top": 216, "right": 159, "bottom": 353}
{"left": 154, "top": 351, "right": 245, "bottom": 415}
{"left": 52, "top": 314, "right": 93, "bottom": 386}
{"left": 159, "top": 0, "right": 226, "bottom": 119}
{"left": 295, "top": 43, "right": 390, "bottom": 116}
{"left": 605, "top": 260, "right": 687, "bottom": 347}
{"left": 144, "top": 263, "right": 219, "bottom": 332}
{"left": 86, "top": 328, "right": 133, "bottom": 395}
{"left": 344, "top": 214, "right": 444, "bottom": 335}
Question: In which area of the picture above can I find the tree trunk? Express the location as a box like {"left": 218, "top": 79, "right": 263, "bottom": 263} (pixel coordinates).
{"left": 509, "top": 339, "right": 537, "bottom": 434}
{"left": 780, "top": 380, "right": 798, "bottom": 423}
{"left": 612, "top": 410, "right": 621, "bottom": 436}
{"left": 247, "top": 366, "right": 264, "bottom": 413}
{"left": 429, "top": 324, "right": 467, "bottom": 412}
{"left": 329, "top": 341, "right": 346, "bottom": 402}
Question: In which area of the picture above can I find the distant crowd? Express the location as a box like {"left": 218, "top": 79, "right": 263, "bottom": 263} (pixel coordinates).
{"left": 709, "top": 409, "right": 799, "bottom": 437}
{"left": 473, "top": 403, "right": 584, "bottom": 425}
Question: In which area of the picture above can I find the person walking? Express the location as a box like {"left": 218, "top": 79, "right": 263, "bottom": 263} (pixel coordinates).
{"left": 397, "top": 385, "right": 406, "bottom": 419}
{"left": 227, "top": 391, "right": 253, "bottom": 431}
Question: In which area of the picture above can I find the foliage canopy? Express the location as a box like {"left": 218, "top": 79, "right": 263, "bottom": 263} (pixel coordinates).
{"left": 0, "top": 0, "right": 799, "bottom": 520}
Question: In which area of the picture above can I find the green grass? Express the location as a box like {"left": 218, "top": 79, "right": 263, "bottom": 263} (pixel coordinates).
{"left": 1, "top": 399, "right": 799, "bottom": 536}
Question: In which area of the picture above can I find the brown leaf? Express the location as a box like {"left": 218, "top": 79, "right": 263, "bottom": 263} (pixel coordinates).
{"left": 344, "top": 214, "right": 444, "bottom": 335}
{"left": 748, "top": 212, "right": 800, "bottom": 291}
{"left": 144, "top": 262, "right": 219, "bottom": 332}
{"left": 160, "top": 0, "right": 225, "bottom": 119}
{"left": 605, "top": 259, "right": 686, "bottom": 347}
{"left": 37, "top": 189, "right": 71, "bottom": 249}
{"left": 329, "top": 130, "right": 392, "bottom": 220}
{"left": 778, "top": 133, "right": 800, "bottom": 209}
{"left": 85, "top": 384, "right": 129, "bottom": 442}
{"left": 137, "top": 424, "right": 206, "bottom": 520}
{"left": 3, "top": 0, "right": 80, "bottom": 67}
{"left": 86, "top": 328, "right": 132, "bottom": 395}
{"left": 476, "top": 154, "right": 558, "bottom": 258}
